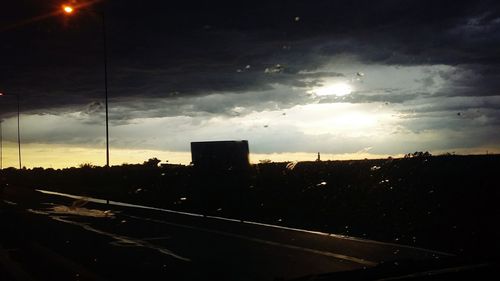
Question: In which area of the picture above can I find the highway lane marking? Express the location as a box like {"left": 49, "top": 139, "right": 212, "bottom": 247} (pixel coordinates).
{"left": 25, "top": 208, "right": 191, "bottom": 262}
{"left": 204, "top": 215, "right": 242, "bottom": 223}
{"left": 2, "top": 200, "right": 18, "bottom": 206}
{"left": 36, "top": 189, "right": 205, "bottom": 217}
{"left": 35, "top": 189, "right": 453, "bottom": 257}
{"left": 26, "top": 202, "right": 374, "bottom": 267}
{"left": 124, "top": 214, "right": 378, "bottom": 267}
{"left": 229, "top": 221, "right": 452, "bottom": 257}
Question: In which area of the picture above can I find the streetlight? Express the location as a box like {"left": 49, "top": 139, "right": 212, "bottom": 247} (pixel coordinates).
{"left": 62, "top": 3, "right": 110, "bottom": 167}
{"left": 0, "top": 92, "right": 22, "bottom": 169}
{"left": 62, "top": 5, "right": 74, "bottom": 14}
{"left": 0, "top": 119, "right": 3, "bottom": 170}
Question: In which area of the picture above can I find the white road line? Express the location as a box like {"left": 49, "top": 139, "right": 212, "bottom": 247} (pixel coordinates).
{"left": 125, "top": 214, "right": 377, "bottom": 267}
{"left": 204, "top": 215, "right": 242, "bottom": 223}
{"left": 2, "top": 200, "right": 18, "bottom": 206}
{"left": 36, "top": 190, "right": 204, "bottom": 217}
{"left": 25, "top": 208, "right": 191, "bottom": 262}
{"left": 51, "top": 216, "right": 191, "bottom": 262}
{"left": 35, "top": 189, "right": 452, "bottom": 257}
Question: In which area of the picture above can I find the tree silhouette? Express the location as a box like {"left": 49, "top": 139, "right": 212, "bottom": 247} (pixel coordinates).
{"left": 143, "top": 158, "right": 161, "bottom": 168}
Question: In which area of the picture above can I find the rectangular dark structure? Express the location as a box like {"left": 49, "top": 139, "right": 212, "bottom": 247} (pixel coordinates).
{"left": 191, "top": 140, "right": 250, "bottom": 171}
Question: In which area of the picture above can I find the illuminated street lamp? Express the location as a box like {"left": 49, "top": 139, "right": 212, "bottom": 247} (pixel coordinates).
{"left": 62, "top": 5, "right": 74, "bottom": 14}
{"left": 62, "top": 3, "right": 110, "bottom": 167}
{"left": 0, "top": 92, "right": 22, "bottom": 169}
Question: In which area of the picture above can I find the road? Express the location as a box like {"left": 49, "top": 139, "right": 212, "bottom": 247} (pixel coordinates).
{"left": 0, "top": 186, "right": 451, "bottom": 281}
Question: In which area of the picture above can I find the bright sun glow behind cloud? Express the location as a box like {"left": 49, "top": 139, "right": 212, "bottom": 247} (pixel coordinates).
{"left": 0, "top": 102, "right": 398, "bottom": 168}
{"left": 277, "top": 103, "right": 395, "bottom": 136}
{"left": 310, "top": 82, "right": 353, "bottom": 97}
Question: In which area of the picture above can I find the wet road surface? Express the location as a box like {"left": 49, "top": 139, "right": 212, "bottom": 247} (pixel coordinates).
{"left": 0, "top": 187, "right": 450, "bottom": 281}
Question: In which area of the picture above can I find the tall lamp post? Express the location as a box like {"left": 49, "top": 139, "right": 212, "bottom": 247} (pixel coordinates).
{"left": 63, "top": 3, "right": 109, "bottom": 167}
{"left": 0, "top": 119, "right": 3, "bottom": 170}
{"left": 0, "top": 92, "right": 22, "bottom": 169}
{"left": 17, "top": 93, "right": 21, "bottom": 169}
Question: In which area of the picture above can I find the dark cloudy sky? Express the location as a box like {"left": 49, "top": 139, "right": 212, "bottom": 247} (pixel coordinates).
{"left": 1, "top": 0, "right": 500, "bottom": 167}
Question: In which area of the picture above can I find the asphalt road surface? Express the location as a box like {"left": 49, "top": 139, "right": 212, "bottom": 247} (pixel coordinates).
{"left": 0, "top": 186, "right": 451, "bottom": 281}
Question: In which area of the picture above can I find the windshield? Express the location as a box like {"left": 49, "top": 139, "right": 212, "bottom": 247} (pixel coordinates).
{"left": 1, "top": 1, "right": 499, "bottom": 280}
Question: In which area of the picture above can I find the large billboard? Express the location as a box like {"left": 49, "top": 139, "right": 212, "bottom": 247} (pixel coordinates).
{"left": 191, "top": 140, "right": 250, "bottom": 171}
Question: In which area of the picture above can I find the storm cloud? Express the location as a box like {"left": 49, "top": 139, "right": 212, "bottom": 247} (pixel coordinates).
{"left": 1, "top": 0, "right": 500, "bottom": 163}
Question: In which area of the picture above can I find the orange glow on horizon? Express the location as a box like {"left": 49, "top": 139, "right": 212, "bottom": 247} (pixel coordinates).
{"left": 0, "top": 140, "right": 497, "bottom": 169}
